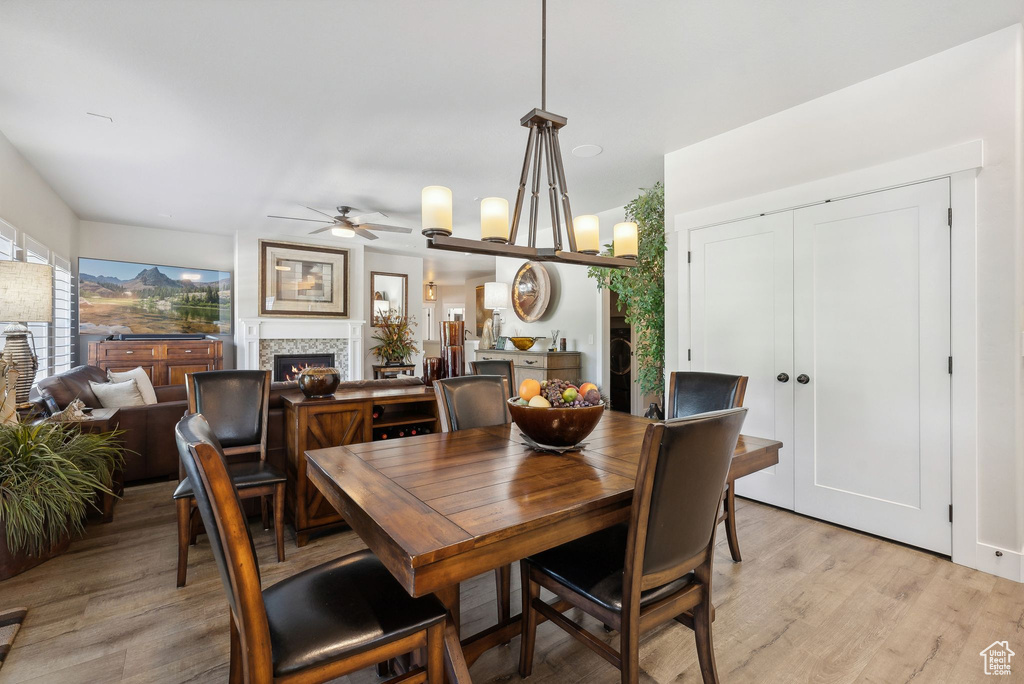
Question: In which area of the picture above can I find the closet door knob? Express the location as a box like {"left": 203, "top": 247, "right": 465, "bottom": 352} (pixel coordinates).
{"left": 777, "top": 373, "right": 789, "bottom": 383}
{"left": 797, "top": 374, "right": 810, "bottom": 384}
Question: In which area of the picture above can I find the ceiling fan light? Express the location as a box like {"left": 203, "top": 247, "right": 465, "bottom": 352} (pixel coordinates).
{"left": 331, "top": 226, "right": 355, "bottom": 238}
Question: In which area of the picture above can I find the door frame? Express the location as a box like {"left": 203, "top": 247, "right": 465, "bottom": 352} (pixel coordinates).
{"left": 666, "top": 140, "right": 984, "bottom": 576}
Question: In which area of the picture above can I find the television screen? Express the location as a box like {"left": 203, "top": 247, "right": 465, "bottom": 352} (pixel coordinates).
{"left": 78, "top": 258, "right": 232, "bottom": 335}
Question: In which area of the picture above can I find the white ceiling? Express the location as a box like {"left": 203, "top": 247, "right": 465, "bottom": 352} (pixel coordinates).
{"left": 1, "top": 0, "right": 1022, "bottom": 283}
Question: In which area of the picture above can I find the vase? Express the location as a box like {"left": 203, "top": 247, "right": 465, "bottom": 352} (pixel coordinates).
{"left": 442, "top": 345, "right": 464, "bottom": 379}
{"left": 423, "top": 357, "right": 444, "bottom": 386}
{"left": 439, "top": 321, "right": 464, "bottom": 347}
{"left": 297, "top": 367, "right": 341, "bottom": 399}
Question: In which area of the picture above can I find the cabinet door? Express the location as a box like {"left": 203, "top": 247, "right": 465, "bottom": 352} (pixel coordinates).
{"left": 793, "top": 179, "right": 951, "bottom": 554}
{"left": 165, "top": 361, "right": 216, "bottom": 386}
{"left": 690, "top": 212, "right": 795, "bottom": 509}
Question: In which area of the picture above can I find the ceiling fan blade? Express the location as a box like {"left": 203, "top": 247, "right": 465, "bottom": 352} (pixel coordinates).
{"left": 349, "top": 210, "right": 389, "bottom": 223}
{"left": 352, "top": 226, "right": 379, "bottom": 241}
{"left": 356, "top": 222, "right": 412, "bottom": 234}
{"left": 308, "top": 226, "right": 334, "bottom": 234}
{"left": 267, "top": 215, "right": 333, "bottom": 223}
{"left": 302, "top": 205, "right": 339, "bottom": 220}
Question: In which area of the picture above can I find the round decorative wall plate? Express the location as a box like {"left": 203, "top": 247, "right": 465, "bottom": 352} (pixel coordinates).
{"left": 512, "top": 261, "right": 551, "bottom": 322}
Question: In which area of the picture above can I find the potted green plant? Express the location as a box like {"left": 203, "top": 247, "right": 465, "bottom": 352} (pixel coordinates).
{"left": 0, "top": 421, "right": 123, "bottom": 580}
{"left": 370, "top": 312, "right": 419, "bottom": 366}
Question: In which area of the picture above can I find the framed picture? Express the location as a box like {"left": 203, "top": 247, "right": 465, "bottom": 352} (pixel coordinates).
{"left": 475, "top": 285, "right": 494, "bottom": 337}
{"left": 259, "top": 240, "right": 349, "bottom": 317}
{"left": 370, "top": 271, "right": 408, "bottom": 325}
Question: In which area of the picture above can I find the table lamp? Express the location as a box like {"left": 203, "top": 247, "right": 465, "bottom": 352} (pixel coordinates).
{"left": 0, "top": 261, "right": 53, "bottom": 404}
{"left": 483, "top": 281, "right": 509, "bottom": 348}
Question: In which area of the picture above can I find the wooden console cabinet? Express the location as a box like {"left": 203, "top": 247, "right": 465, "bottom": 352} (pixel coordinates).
{"left": 282, "top": 385, "right": 440, "bottom": 546}
{"left": 473, "top": 349, "right": 582, "bottom": 387}
{"left": 87, "top": 338, "right": 223, "bottom": 386}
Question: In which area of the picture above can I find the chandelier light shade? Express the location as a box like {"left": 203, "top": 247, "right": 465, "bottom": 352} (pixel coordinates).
{"left": 421, "top": 186, "right": 453, "bottom": 237}
{"left": 613, "top": 221, "right": 639, "bottom": 259}
{"left": 483, "top": 281, "right": 510, "bottom": 310}
{"left": 480, "top": 197, "right": 510, "bottom": 243}
{"left": 572, "top": 214, "right": 600, "bottom": 255}
{"left": 422, "top": 0, "right": 635, "bottom": 269}
{"left": 424, "top": 281, "right": 437, "bottom": 302}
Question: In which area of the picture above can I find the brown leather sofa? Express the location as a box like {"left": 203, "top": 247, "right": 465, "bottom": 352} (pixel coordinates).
{"left": 32, "top": 365, "right": 423, "bottom": 485}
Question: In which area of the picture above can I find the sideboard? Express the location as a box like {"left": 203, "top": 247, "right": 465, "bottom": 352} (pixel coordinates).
{"left": 473, "top": 348, "right": 582, "bottom": 388}
{"left": 282, "top": 385, "right": 440, "bottom": 545}
{"left": 87, "top": 337, "right": 223, "bottom": 386}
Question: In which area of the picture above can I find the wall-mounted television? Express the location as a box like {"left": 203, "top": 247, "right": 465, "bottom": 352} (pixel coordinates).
{"left": 78, "top": 258, "right": 232, "bottom": 336}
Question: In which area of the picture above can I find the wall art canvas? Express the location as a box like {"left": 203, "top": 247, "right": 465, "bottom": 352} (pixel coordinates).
{"left": 259, "top": 241, "right": 349, "bottom": 317}
{"left": 78, "top": 257, "right": 231, "bottom": 335}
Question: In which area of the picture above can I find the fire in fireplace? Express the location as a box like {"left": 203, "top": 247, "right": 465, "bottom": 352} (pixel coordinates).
{"left": 273, "top": 354, "right": 335, "bottom": 382}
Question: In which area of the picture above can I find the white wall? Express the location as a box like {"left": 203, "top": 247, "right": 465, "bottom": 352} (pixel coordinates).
{"left": 78, "top": 220, "right": 236, "bottom": 365}
{"left": 363, "top": 251, "right": 423, "bottom": 379}
{"left": 0, "top": 129, "right": 79, "bottom": 264}
{"left": 664, "top": 26, "right": 1023, "bottom": 572}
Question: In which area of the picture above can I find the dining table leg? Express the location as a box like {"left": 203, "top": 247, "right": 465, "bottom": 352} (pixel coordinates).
{"left": 434, "top": 584, "right": 471, "bottom": 683}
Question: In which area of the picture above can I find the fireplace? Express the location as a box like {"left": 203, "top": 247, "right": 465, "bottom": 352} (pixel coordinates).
{"left": 273, "top": 353, "right": 335, "bottom": 382}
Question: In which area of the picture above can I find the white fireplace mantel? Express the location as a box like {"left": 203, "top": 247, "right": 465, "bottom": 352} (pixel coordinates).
{"left": 238, "top": 317, "right": 365, "bottom": 379}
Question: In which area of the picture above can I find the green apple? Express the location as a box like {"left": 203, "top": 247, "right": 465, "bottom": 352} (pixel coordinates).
{"left": 561, "top": 387, "right": 578, "bottom": 403}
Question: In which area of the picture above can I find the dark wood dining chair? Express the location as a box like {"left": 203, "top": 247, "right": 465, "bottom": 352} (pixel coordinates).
{"left": 175, "top": 370, "right": 286, "bottom": 587}
{"left": 174, "top": 413, "right": 449, "bottom": 684}
{"left": 470, "top": 358, "right": 515, "bottom": 390}
{"left": 519, "top": 407, "right": 747, "bottom": 684}
{"left": 665, "top": 371, "right": 748, "bottom": 562}
{"left": 433, "top": 374, "right": 514, "bottom": 627}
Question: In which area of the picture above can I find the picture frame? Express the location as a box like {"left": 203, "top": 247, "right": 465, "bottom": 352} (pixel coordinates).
{"left": 259, "top": 240, "right": 349, "bottom": 317}
{"left": 475, "top": 284, "right": 494, "bottom": 337}
{"left": 369, "top": 271, "right": 408, "bottom": 325}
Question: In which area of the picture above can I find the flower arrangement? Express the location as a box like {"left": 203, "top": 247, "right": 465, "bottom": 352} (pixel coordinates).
{"left": 370, "top": 312, "right": 419, "bottom": 365}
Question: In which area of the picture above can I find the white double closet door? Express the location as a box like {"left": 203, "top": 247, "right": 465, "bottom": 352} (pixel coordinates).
{"left": 690, "top": 179, "right": 951, "bottom": 554}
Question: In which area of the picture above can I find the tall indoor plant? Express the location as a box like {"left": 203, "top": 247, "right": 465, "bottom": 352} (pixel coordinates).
{"left": 587, "top": 182, "right": 667, "bottom": 398}
{"left": 0, "top": 421, "right": 123, "bottom": 579}
{"left": 370, "top": 312, "right": 419, "bottom": 365}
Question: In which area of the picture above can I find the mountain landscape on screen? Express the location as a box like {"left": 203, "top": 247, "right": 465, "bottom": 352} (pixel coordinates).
{"left": 78, "top": 258, "right": 232, "bottom": 335}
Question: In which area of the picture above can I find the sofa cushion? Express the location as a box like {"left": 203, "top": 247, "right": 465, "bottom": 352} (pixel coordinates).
{"left": 108, "top": 367, "right": 159, "bottom": 405}
{"left": 89, "top": 378, "right": 147, "bottom": 408}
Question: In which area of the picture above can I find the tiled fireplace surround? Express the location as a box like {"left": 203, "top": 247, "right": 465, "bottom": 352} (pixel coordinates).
{"left": 238, "top": 318, "right": 364, "bottom": 381}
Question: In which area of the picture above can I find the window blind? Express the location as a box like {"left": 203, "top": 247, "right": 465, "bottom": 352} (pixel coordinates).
{"left": 23, "top": 235, "right": 50, "bottom": 383}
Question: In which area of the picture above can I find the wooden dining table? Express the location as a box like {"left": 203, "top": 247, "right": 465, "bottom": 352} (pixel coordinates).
{"left": 306, "top": 410, "right": 781, "bottom": 677}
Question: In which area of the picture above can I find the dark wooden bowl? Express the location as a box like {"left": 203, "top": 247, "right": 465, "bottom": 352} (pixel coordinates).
{"left": 507, "top": 398, "right": 605, "bottom": 447}
{"left": 297, "top": 367, "right": 341, "bottom": 399}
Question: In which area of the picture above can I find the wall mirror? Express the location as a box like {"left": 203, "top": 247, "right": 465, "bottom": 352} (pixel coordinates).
{"left": 370, "top": 271, "right": 408, "bottom": 325}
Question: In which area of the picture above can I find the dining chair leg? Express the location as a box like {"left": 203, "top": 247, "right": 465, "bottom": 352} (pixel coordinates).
{"left": 620, "top": 609, "right": 640, "bottom": 684}
{"left": 228, "top": 612, "right": 243, "bottom": 684}
{"left": 273, "top": 483, "right": 286, "bottom": 562}
{"left": 723, "top": 483, "right": 742, "bottom": 562}
{"left": 495, "top": 564, "right": 511, "bottom": 638}
{"left": 426, "top": 622, "right": 444, "bottom": 683}
{"left": 518, "top": 561, "right": 540, "bottom": 677}
{"left": 693, "top": 593, "right": 720, "bottom": 684}
{"left": 175, "top": 498, "right": 190, "bottom": 588}
{"left": 261, "top": 494, "right": 270, "bottom": 531}
{"left": 189, "top": 504, "right": 200, "bottom": 545}
{"left": 374, "top": 661, "right": 392, "bottom": 677}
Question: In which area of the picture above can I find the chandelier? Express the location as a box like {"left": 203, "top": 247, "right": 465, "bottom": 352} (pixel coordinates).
{"left": 421, "top": 0, "right": 638, "bottom": 269}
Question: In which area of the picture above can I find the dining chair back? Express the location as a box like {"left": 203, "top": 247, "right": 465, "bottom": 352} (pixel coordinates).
{"left": 175, "top": 413, "right": 273, "bottom": 681}
{"left": 186, "top": 370, "right": 270, "bottom": 453}
{"left": 665, "top": 371, "right": 747, "bottom": 419}
{"left": 434, "top": 374, "right": 510, "bottom": 432}
{"left": 470, "top": 359, "right": 515, "bottom": 388}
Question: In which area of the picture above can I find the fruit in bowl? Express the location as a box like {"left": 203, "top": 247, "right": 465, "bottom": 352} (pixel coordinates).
{"left": 509, "top": 378, "right": 606, "bottom": 447}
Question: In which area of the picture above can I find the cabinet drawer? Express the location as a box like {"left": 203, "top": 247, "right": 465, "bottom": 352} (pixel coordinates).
{"left": 543, "top": 355, "right": 580, "bottom": 370}
{"left": 166, "top": 344, "right": 216, "bottom": 359}
{"left": 100, "top": 345, "right": 159, "bottom": 360}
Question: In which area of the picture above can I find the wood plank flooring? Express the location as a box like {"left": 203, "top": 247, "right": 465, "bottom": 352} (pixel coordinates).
{"left": 0, "top": 481, "right": 1021, "bottom": 683}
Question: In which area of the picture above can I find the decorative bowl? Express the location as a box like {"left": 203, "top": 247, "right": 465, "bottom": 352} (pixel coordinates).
{"left": 507, "top": 398, "right": 605, "bottom": 447}
{"left": 509, "top": 336, "right": 539, "bottom": 351}
{"left": 297, "top": 366, "right": 341, "bottom": 399}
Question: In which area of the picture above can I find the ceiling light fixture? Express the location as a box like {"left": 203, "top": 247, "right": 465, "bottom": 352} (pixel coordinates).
{"left": 571, "top": 144, "right": 603, "bottom": 158}
{"left": 331, "top": 226, "right": 355, "bottom": 238}
{"left": 424, "top": 281, "right": 437, "bottom": 302}
{"left": 421, "top": 0, "right": 636, "bottom": 268}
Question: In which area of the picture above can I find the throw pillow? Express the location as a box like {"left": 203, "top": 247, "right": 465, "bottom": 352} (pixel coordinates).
{"left": 108, "top": 367, "right": 158, "bottom": 405}
{"left": 89, "top": 379, "right": 146, "bottom": 408}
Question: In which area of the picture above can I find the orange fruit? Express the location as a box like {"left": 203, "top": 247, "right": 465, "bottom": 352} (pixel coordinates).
{"left": 579, "top": 382, "right": 598, "bottom": 396}
{"left": 519, "top": 378, "right": 541, "bottom": 401}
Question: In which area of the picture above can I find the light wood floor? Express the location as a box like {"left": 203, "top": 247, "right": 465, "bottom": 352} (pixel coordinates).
{"left": 0, "top": 481, "right": 1021, "bottom": 683}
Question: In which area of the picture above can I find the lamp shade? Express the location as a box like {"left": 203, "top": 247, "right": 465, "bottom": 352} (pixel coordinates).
{"left": 0, "top": 261, "right": 52, "bottom": 322}
{"left": 483, "top": 281, "right": 509, "bottom": 310}
{"left": 421, "top": 186, "right": 453, "bottom": 236}
{"left": 572, "top": 214, "right": 600, "bottom": 254}
{"left": 480, "top": 197, "right": 509, "bottom": 242}
{"left": 613, "top": 222, "right": 639, "bottom": 259}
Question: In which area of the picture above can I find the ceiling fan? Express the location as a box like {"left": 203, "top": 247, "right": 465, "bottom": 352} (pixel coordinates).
{"left": 267, "top": 205, "right": 412, "bottom": 241}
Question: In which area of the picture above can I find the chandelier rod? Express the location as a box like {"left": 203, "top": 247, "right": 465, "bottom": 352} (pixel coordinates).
{"left": 541, "top": 0, "right": 547, "bottom": 110}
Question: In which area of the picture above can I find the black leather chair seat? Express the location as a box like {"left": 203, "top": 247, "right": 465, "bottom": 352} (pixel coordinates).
{"left": 524, "top": 524, "right": 694, "bottom": 613}
{"left": 172, "top": 461, "right": 286, "bottom": 500}
{"left": 264, "top": 550, "right": 447, "bottom": 676}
